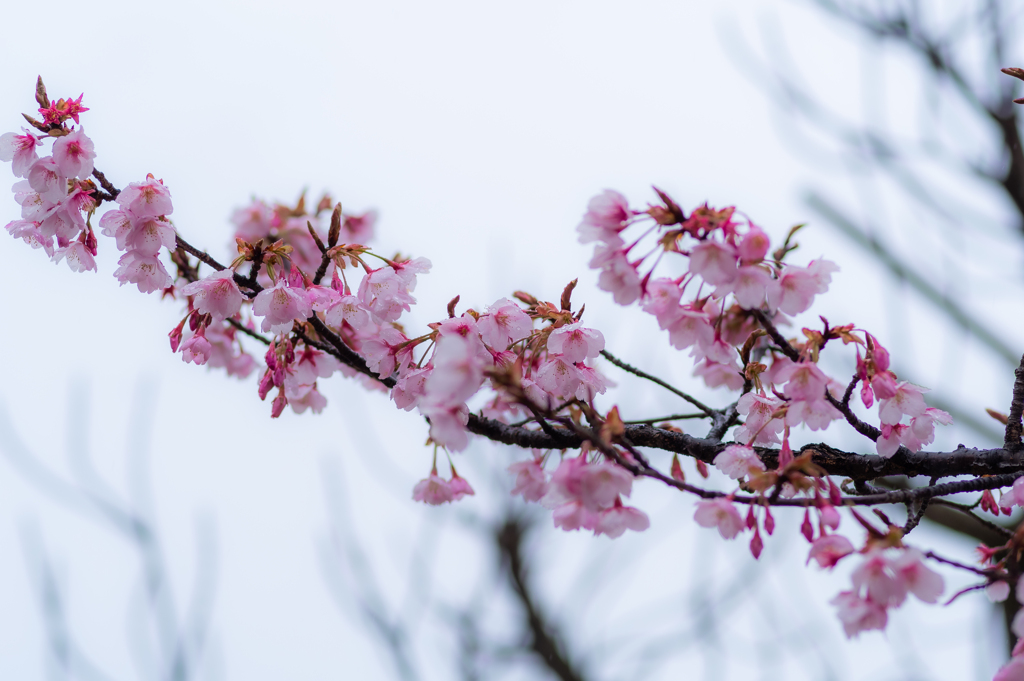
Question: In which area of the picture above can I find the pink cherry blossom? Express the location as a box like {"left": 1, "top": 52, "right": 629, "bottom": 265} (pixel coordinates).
{"left": 360, "top": 325, "right": 408, "bottom": 378}
{"left": 181, "top": 270, "right": 244, "bottom": 320}
{"left": 392, "top": 366, "right": 431, "bottom": 411}
{"left": 767, "top": 265, "right": 817, "bottom": 315}
{"left": 0, "top": 129, "right": 41, "bottom": 177}
{"left": 203, "top": 322, "right": 255, "bottom": 378}
{"left": 577, "top": 189, "right": 630, "bottom": 245}
{"left": 878, "top": 381, "right": 929, "bottom": 425}
{"left": 641, "top": 278, "right": 684, "bottom": 329}
{"left": 807, "top": 534, "right": 854, "bottom": 568}
{"left": 336, "top": 210, "right": 375, "bottom": 243}
{"left": 413, "top": 471, "right": 455, "bottom": 506}
{"left": 508, "top": 458, "right": 548, "bottom": 502}
{"left": 252, "top": 279, "right": 312, "bottom": 334}
{"left": 993, "top": 656, "right": 1024, "bottom": 681}
{"left": 52, "top": 240, "right": 97, "bottom": 273}
{"left": 424, "top": 334, "right": 486, "bottom": 407}
{"left": 125, "top": 217, "right": 176, "bottom": 256}
{"left": 548, "top": 322, "right": 605, "bottom": 363}
{"left": 231, "top": 200, "right": 274, "bottom": 242}
{"left": 478, "top": 298, "right": 532, "bottom": 349}
{"left": 325, "top": 295, "right": 372, "bottom": 331}
{"left": 285, "top": 381, "right": 328, "bottom": 414}
{"left": 52, "top": 128, "right": 96, "bottom": 179}
{"left": 113, "top": 250, "right": 172, "bottom": 293}
{"left": 449, "top": 471, "right": 475, "bottom": 500}
{"left": 422, "top": 402, "right": 470, "bottom": 451}
{"left": 831, "top": 591, "right": 888, "bottom": 638}
{"left": 594, "top": 499, "right": 650, "bottom": 538}
{"left": 391, "top": 256, "right": 431, "bottom": 291}
{"left": 851, "top": 551, "right": 907, "bottom": 607}
{"left": 726, "top": 265, "right": 776, "bottom": 309}
{"left": 116, "top": 176, "right": 173, "bottom": 218}
{"left": 891, "top": 548, "right": 944, "bottom": 604}
{"left": 575, "top": 363, "right": 610, "bottom": 402}
{"left": 358, "top": 266, "right": 416, "bottom": 323}
{"left": 552, "top": 500, "right": 600, "bottom": 532}
{"left": 28, "top": 157, "right": 67, "bottom": 203}
{"left": 536, "top": 356, "right": 581, "bottom": 398}
{"left": 986, "top": 580, "right": 1011, "bottom": 603}
{"left": 1000, "top": 477, "right": 1024, "bottom": 512}
{"left": 737, "top": 226, "right": 770, "bottom": 263}
{"left": 98, "top": 209, "right": 135, "bottom": 249}
{"left": 693, "top": 497, "right": 745, "bottom": 539}
{"left": 590, "top": 244, "right": 641, "bottom": 305}
{"left": 693, "top": 359, "right": 744, "bottom": 391}
{"left": 180, "top": 328, "right": 213, "bottom": 365}
{"left": 734, "top": 392, "right": 785, "bottom": 445}
{"left": 577, "top": 462, "right": 633, "bottom": 511}
{"left": 713, "top": 445, "right": 766, "bottom": 480}
{"left": 667, "top": 307, "right": 715, "bottom": 350}
{"left": 6, "top": 219, "right": 53, "bottom": 256}
{"left": 688, "top": 240, "right": 738, "bottom": 286}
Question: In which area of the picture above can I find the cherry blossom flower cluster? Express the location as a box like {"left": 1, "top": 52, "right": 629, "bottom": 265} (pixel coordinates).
{"left": 9, "top": 80, "right": 1024, "bottom": 674}
{"left": 2, "top": 85, "right": 98, "bottom": 272}
{"left": 577, "top": 189, "right": 952, "bottom": 458}
{"left": 508, "top": 451, "right": 650, "bottom": 538}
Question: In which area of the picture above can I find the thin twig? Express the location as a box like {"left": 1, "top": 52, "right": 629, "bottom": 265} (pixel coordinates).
{"left": 1005, "top": 353, "right": 1024, "bottom": 448}
{"left": 599, "top": 350, "right": 717, "bottom": 418}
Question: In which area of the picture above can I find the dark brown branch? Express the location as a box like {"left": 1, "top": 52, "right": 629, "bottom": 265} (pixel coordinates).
{"left": 599, "top": 350, "right": 717, "bottom": 418}
{"left": 1005, "top": 353, "right": 1024, "bottom": 448}
{"left": 929, "top": 498, "right": 1015, "bottom": 541}
{"left": 751, "top": 310, "right": 800, "bottom": 362}
{"left": 495, "top": 516, "right": 588, "bottom": 681}
{"left": 466, "top": 415, "right": 1024, "bottom": 480}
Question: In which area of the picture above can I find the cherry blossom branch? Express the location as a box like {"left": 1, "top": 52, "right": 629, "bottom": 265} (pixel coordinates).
{"left": 1005, "top": 353, "right": 1024, "bottom": 448}
{"left": 750, "top": 309, "right": 800, "bottom": 362}
{"left": 599, "top": 350, "right": 718, "bottom": 418}
{"left": 622, "top": 412, "right": 708, "bottom": 425}
{"left": 173, "top": 235, "right": 232, "bottom": 278}
{"left": 924, "top": 550, "right": 994, "bottom": 578}
{"left": 929, "top": 498, "right": 1015, "bottom": 541}
{"left": 495, "top": 516, "right": 588, "bottom": 681}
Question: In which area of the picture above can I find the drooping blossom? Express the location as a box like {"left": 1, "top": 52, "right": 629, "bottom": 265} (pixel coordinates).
{"left": 713, "top": 444, "right": 766, "bottom": 480}
{"left": 593, "top": 498, "right": 650, "bottom": 538}
{"left": 589, "top": 244, "right": 642, "bottom": 305}
{"left": 449, "top": 471, "right": 475, "bottom": 500}
{"left": 413, "top": 469, "right": 455, "bottom": 506}
{"left": 831, "top": 591, "right": 888, "bottom": 638}
{"left": 113, "top": 250, "right": 172, "bottom": 293}
{"left": 180, "top": 328, "right": 213, "bottom": 365}
{"left": 807, "top": 534, "right": 854, "bottom": 569}
{"left": 181, "top": 270, "right": 244, "bottom": 320}
{"left": 577, "top": 189, "right": 630, "bottom": 245}
{"left": 52, "top": 239, "right": 97, "bottom": 273}
{"left": 693, "top": 498, "right": 745, "bottom": 539}
{"left": 508, "top": 457, "right": 548, "bottom": 502}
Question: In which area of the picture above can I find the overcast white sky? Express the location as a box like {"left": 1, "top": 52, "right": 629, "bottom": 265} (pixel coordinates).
{"left": 0, "top": 1, "right": 1020, "bottom": 679}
